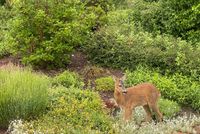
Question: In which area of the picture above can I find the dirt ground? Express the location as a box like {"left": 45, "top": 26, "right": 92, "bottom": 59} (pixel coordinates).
{"left": 0, "top": 128, "right": 6, "bottom": 134}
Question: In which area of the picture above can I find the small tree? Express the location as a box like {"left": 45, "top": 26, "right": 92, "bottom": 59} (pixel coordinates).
{"left": 9, "top": 0, "right": 97, "bottom": 68}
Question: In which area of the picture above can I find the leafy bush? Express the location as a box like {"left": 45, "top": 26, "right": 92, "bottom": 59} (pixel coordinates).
{"left": 8, "top": 87, "right": 114, "bottom": 133}
{"left": 85, "top": 21, "right": 200, "bottom": 79}
{"left": 47, "top": 87, "right": 113, "bottom": 132}
{"left": 0, "top": 0, "right": 6, "bottom": 5}
{"left": 8, "top": 0, "right": 98, "bottom": 68}
{"left": 160, "top": 0, "right": 200, "bottom": 43}
{"left": 0, "top": 6, "right": 15, "bottom": 57}
{"left": 95, "top": 76, "right": 114, "bottom": 91}
{"left": 0, "top": 66, "right": 50, "bottom": 128}
{"left": 124, "top": 65, "right": 200, "bottom": 110}
{"left": 128, "top": 0, "right": 200, "bottom": 44}
{"left": 128, "top": 0, "right": 163, "bottom": 34}
{"left": 158, "top": 98, "right": 180, "bottom": 118}
{"left": 84, "top": 1, "right": 200, "bottom": 81}
{"left": 84, "top": 0, "right": 113, "bottom": 12}
{"left": 52, "top": 70, "right": 84, "bottom": 88}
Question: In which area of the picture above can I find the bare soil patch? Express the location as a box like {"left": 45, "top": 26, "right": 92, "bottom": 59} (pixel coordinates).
{"left": 0, "top": 56, "right": 21, "bottom": 68}
{"left": 0, "top": 128, "right": 6, "bottom": 134}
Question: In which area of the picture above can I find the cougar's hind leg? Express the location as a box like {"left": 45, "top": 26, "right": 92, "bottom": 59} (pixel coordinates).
{"left": 124, "top": 107, "right": 133, "bottom": 121}
{"left": 143, "top": 105, "right": 152, "bottom": 122}
{"left": 150, "top": 104, "right": 163, "bottom": 122}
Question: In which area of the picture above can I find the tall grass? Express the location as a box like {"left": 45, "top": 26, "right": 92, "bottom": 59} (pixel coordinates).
{"left": 0, "top": 65, "right": 50, "bottom": 128}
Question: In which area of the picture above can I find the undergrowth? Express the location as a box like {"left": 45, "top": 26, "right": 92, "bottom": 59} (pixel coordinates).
{"left": 0, "top": 65, "right": 50, "bottom": 128}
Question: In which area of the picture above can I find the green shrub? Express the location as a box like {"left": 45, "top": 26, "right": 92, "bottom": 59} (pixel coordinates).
{"left": 128, "top": 0, "right": 200, "bottom": 44}
{"left": 158, "top": 98, "right": 180, "bottom": 118}
{"left": 0, "top": 6, "right": 15, "bottom": 57}
{"left": 0, "top": 0, "right": 6, "bottom": 5}
{"left": 84, "top": 0, "right": 113, "bottom": 12}
{"left": 95, "top": 76, "right": 114, "bottom": 91}
{"left": 0, "top": 66, "right": 50, "bottom": 128}
{"left": 189, "top": 84, "right": 200, "bottom": 111}
{"left": 52, "top": 70, "right": 84, "bottom": 88}
{"left": 8, "top": 0, "right": 98, "bottom": 68}
{"left": 84, "top": 13, "right": 200, "bottom": 79}
{"left": 160, "top": 0, "right": 200, "bottom": 44}
{"left": 128, "top": 0, "right": 163, "bottom": 34}
{"left": 47, "top": 87, "right": 113, "bottom": 132}
{"left": 84, "top": 2, "right": 200, "bottom": 80}
{"left": 124, "top": 65, "right": 200, "bottom": 110}
{"left": 9, "top": 87, "right": 114, "bottom": 133}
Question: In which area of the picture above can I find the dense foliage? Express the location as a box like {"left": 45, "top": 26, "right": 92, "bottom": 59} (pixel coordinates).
{"left": 0, "top": 0, "right": 6, "bottom": 5}
{"left": 84, "top": 9, "right": 200, "bottom": 81}
{"left": 52, "top": 70, "right": 84, "bottom": 88}
{"left": 158, "top": 99, "right": 180, "bottom": 118}
{"left": 1, "top": 0, "right": 199, "bottom": 70}
{"left": 0, "top": 66, "right": 50, "bottom": 128}
{"left": 95, "top": 76, "right": 114, "bottom": 91}
{"left": 0, "top": 6, "right": 15, "bottom": 57}
{"left": 129, "top": 0, "right": 200, "bottom": 44}
{"left": 8, "top": 87, "right": 114, "bottom": 133}
{"left": 7, "top": 0, "right": 98, "bottom": 68}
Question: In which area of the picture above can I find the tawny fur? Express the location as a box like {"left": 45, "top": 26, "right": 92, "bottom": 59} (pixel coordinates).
{"left": 114, "top": 77, "right": 163, "bottom": 122}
